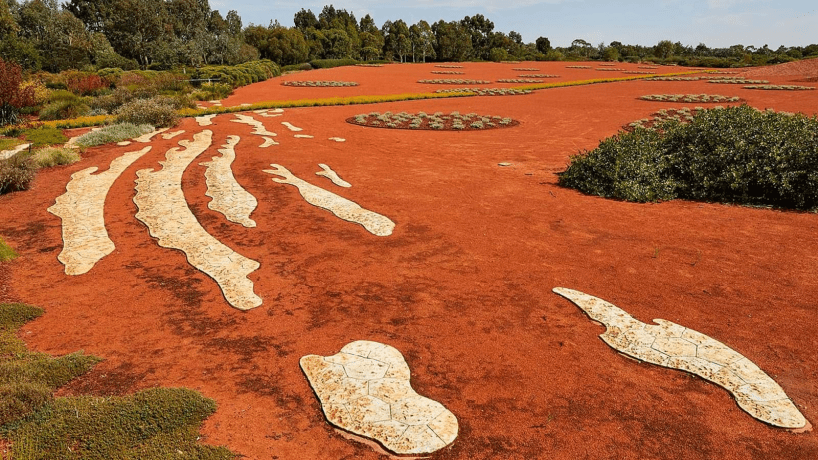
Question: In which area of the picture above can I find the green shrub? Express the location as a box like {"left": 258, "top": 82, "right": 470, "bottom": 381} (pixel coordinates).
{"left": 23, "top": 127, "right": 68, "bottom": 147}
{"left": 74, "top": 123, "right": 154, "bottom": 147}
{"left": 0, "top": 236, "right": 17, "bottom": 261}
{"left": 309, "top": 58, "right": 358, "bottom": 69}
{"left": 46, "top": 90, "right": 78, "bottom": 104}
{"left": 191, "top": 82, "right": 233, "bottom": 101}
{"left": 38, "top": 99, "right": 91, "bottom": 121}
{"left": 559, "top": 105, "right": 818, "bottom": 210}
{"left": 29, "top": 147, "right": 81, "bottom": 168}
{"left": 115, "top": 97, "right": 178, "bottom": 127}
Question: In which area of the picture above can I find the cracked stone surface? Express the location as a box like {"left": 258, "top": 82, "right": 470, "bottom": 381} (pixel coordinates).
{"left": 316, "top": 164, "right": 351, "bottom": 188}
{"left": 162, "top": 130, "right": 185, "bottom": 139}
{"left": 0, "top": 143, "right": 30, "bottom": 160}
{"left": 195, "top": 114, "right": 217, "bottom": 126}
{"left": 263, "top": 164, "right": 394, "bottom": 237}
{"left": 281, "top": 121, "right": 303, "bottom": 132}
{"left": 553, "top": 287, "right": 807, "bottom": 429}
{"left": 231, "top": 113, "right": 277, "bottom": 136}
{"left": 200, "top": 135, "right": 257, "bottom": 228}
{"left": 134, "top": 128, "right": 169, "bottom": 143}
{"left": 134, "top": 130, "right": 262, "bottom": 310}
{"left": 47, "top": 147, "right": 152, "bottom": 275}
{"left": 301, "top": 341, "right": 458, "bottom": 455}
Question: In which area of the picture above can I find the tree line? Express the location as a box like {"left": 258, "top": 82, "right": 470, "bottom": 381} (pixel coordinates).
{"left": 2, "top": 0, "right": 816, "bottom": 72}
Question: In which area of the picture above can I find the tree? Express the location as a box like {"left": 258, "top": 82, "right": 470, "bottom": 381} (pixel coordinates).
{"left": 654, "top": 40, "right": 673, "bottom": 59}
{"left": 535, "top": 36, "right": 551, "bottom": 54}
{"left": 459, "top": 14, "right": 493, "bottom": 60}
{"left": 383, "top": 19, "right": 409, "bottom": 62}
{"left": 293, "top": 8, "right": 317, "bottom": 32}
{"left": 0, "top": 57, "right": 35, "bottom": 126}
{"left": 410, "top": 20, "right": 434, "bottom": 63}
{"left": 432, "top": 20, "right": 471, "bottom": 62}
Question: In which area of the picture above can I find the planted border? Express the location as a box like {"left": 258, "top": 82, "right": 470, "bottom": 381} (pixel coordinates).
{"left": 418, "top": 79, "right": 491, "bottom": 84}
{"left": 744, "top": 85, "right": 815, "bottom": 91}
{"left": 347, "top": 111, "right": 519, "bottom": 131}
{"left": 282, "top": 81, "right": 359, "bottom": 87}
{"left": 640, "top": 94, "right": 740, "bottom": 103}
{"left": 434, "top": 87, "right": 530, "bottom": 96}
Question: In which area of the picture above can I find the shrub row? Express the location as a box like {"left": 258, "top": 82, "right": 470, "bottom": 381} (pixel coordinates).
{"left": 640, "top": 94, "right": 740, "bottom": 103}
{"left": 308, "top": 58, "right": 359, "bottom": 69}
{"left": 192, "top": 60, "right": 280, "bottom": 88}
{"left": 559, "top": 105, "right": 818, "bottom": 211}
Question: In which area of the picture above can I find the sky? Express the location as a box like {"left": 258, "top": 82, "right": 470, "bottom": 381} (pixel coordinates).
{"left": 211, "top": 0, "right": 817, "bottom": 49}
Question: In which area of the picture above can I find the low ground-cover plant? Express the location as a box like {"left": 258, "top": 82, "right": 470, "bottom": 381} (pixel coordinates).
{"left": 512, "top": 68, "right": 539, "bottom": 71}
{"left": 598, "top": 63, "right": 618, "bottom": 66}
{"left": 348, "top": 111, "right": 518, "bottom": 131}
{"left": 709, "top": 78, "right": 769, "bottom": 84}
{"left": 74, "top": 123, "right": 155, "bottom": 147}
{"left": 434, "top": 87, "right": 531, "bottom": 96}
{"left": 497, "top": 78, "right": 544, "bottom": 83}
{"left": 647, "top": 76, "right": 703, "bottom": 81}
{"left": 559, "top": 105, "right": 818, "bottom": 211}
{"left": 639, "top": 66, "right": 659, "bottom": 69}
{"left": 566, "top": 66, "right": 591, "bottom": 69}
{"left": 23, "top": 126, "right": 68, "bottom": 147}
{"left": 518, "top": 74, "right": 559, "bottom": 78}
{"left": 640, "top": 94, "right": 740, "bottom": 103}
{"left": 435, "top": 65, "right": 463, "bottom": 68}
{"left": 595, "top": 68, "right": 626, "bottom": 71}
{"left": 0, "top": 302, "right": 236, "bottom": 459}
{"left": 355, "top": 63, "right": 384, "bottom": 67}
{"left": 431, "top": 71, "right": 465, "bottom": 74}
{"left": 0, "top": 237, "right": 17, "bottom": 261}
{"left": 623, "top": 71, "right": 655, "bottom": 74}
{"left": 282, "top": 81, "right": 359, "bottom": 87}
{"left": 418, "top": 79, "right": 491, "bottom": 84}
{"left": 625, "top": 107, "right": 706, "bottom": 130}
{"left": 0, "top": 138, "right": 24, "bottom": 151}
{"left": 744, "top": 84, "right": 815, "bottom": 90}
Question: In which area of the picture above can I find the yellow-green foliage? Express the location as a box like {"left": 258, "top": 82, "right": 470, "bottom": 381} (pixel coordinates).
{"left": 0, "top": 138, "right": 24, "bottom": 151}
{"left": 0, "top": 237, "right": 17, "bottom": 261}
{"left": 29, "top": 147, "right": 81, "bottom": 168}
{"left": 22, "top": 127, "right": 68, "bottom": 147}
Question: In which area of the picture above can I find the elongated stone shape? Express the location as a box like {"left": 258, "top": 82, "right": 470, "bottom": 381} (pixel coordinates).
{"left": 200, "top": 135, "right": 257, "bottom": 227}
{"left": 48, "top": 147, "right": 151, "bottom": 275}
{"left": 301, "top": 341, "right": 458, "bottom": 455}
{"left": 553, "top": 287, "right": 807, "bottom": 429}
{"left": 263, "top": 164, "right": 394, "bottom": 237}
{"left": 134, "top": 131, "right": 261, "bottom": 310}
{"left": 316, "top": 164, "right": 351, "bottom": 188}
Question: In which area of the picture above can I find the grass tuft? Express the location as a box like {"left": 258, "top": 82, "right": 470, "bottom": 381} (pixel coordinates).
{"left": 0, "top": 237, "right": 17, "bottom": 261}
{"left": 29, "top": 147, "right": 81, "bottom": 168}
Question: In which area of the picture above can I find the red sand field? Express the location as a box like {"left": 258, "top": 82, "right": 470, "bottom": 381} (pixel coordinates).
{"left": 1, "top": 61, "right": 818, "bottom": 459}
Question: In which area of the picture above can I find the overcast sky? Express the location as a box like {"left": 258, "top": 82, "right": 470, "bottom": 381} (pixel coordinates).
{"left": 211, "top": 0, "right": 816, "bottom": 49}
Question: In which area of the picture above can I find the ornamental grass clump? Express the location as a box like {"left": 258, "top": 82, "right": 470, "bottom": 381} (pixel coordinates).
{"left": 418, "top": 79, "right": 491, "bottom": 85}
{"left": 559, "top": 105, "right": 818, "bottom": 211}
{"left": 29, "top": 147, "right": 80, "bottom": 168}
{"left": 0, "top": 154, "right": 36, "bottom": 194}
{"left": 434, "top": 87, "right": 530, "bottom": 96}
{"left": 431, "top": 71, "right": 465, "bottom": 75}
{"left": 708, "top": 78, "right": 769, "bottom": 84}
{"left": 518, "top": 74, "right": 559, "bottom": 78}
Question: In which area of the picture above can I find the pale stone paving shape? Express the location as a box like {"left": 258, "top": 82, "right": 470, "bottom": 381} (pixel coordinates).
{"left": 195, "top": 114, "right": 217, "bottom": 126}
{"left": 316, "top": 164, "right": 351, "bottom": 188}
{"left": 301, "top": 340, "right": 458, "bottom": 455}
{"left": 200, "top": 135, "right": 257, "bottom": 227}
{"left": 162, "top": 130, "right": 185, "bottom": 139}
{"left": 230, "top": 113, "right": 277, "bottom": 136}
{"left": 281, "top": 121, "right": 303, "bottom": 132}
{"left": 259, "top": 137, "right": 278, "bottom": 147}
{"left": 0, "top": 143, "right": 30, "bottom": 160}
{"left": 133, "top": 131, "right": 262, "bottom": 310}
{"left": 552, "top": 287, "right": 807, "bottom": 429}
{"left": 263, "top": 164, "right": 394, "bottom": 237}
{"left": 47, "top": 147, "right": 152, "bottom": 275}
{"left": 134, "top": 128, "right": 169, "bottom": 143}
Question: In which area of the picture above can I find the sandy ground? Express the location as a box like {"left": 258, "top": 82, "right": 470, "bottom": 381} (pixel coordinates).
{"left": 1, "top": 61, "right": 817, "bottom": 459}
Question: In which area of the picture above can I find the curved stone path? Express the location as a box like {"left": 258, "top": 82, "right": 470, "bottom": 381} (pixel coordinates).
{"left": 200, "top": 135, "right": 257, "bottom": 228}
{"left": 316, "top": 164, "right": 351, "bottom": 188}
{"left": 263, "top": 164, "right": 394, "bottom": 237}
{"left": 552, "top": 287, "right": 807, "bottom": 429}
{"left": 47, "top": 147, "right": 152, "bottom": 275}
{"left": 134, "top": 131, "right": 262, "bottom": 310}
{"left": 301, "top": 340, "right": 458, "bottom": 455}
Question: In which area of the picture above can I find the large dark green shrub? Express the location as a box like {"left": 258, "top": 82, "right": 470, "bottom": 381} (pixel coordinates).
{"left": 559, "top": 105, "right": 818, "bottom": 211}
{"left": 308, "top": 58, "right": 358, "bottom": 69}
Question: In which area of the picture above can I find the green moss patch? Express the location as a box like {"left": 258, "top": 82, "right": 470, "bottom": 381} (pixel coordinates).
{"left": 0, "top": 238, "right": 16, "bottom": 262}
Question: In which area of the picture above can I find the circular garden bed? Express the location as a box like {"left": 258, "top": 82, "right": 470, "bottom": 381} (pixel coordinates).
{"left": 346, "top": 111, "right": 519, "bottom": 131}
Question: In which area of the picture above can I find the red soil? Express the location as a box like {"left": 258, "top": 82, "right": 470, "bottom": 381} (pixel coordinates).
{"left": 740, "top": 57, "right": 818, "bottom": 79}
{"left": 1, "top": 61, "right": 818, "bottom": 459}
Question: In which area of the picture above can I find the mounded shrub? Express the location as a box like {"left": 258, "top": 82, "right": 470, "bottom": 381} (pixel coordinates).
{"left": 74, "top": 123, "right": 154, "bottom": 147}
{"left": 309, "top": 58, "right": 358, "bottom": 69}
{"left": 38, "top": 99, "right": 91, "bottom": 121}
{"left": 559, "top": 105, "right": 818, "bottom": 210}
{"left": 23, "top": 126, "right": 68, "bottom": 147}
{"left": 115, "top": 97, "right": 178, "bottom": 127}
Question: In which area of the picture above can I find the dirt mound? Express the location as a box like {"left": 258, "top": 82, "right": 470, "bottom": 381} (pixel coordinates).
{"left": 741, "top": 57, "right": 818, "bottom": 78}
